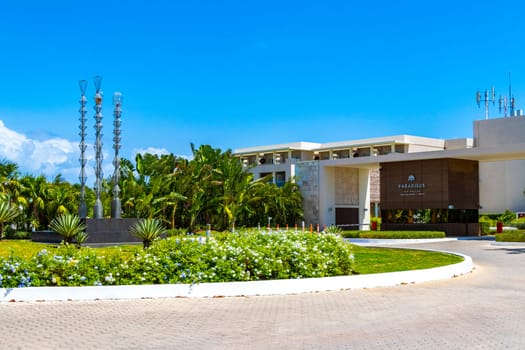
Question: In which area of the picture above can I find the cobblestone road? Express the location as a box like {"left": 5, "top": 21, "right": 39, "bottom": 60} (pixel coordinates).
{"left": 0, "top": 239, "right": 523, "bottom": 349}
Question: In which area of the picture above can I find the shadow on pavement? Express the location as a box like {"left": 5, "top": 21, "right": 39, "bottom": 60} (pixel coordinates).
{"left": 488, "top": 247, "right": 525, "bottom": 255}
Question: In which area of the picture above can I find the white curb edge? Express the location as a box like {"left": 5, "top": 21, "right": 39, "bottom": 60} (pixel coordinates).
{"left": 0, "top": 250, "right": 473, "bottom": 302}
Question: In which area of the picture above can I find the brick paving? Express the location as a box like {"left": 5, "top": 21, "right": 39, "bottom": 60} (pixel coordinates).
{"left": 0, "top": 240, "right": 524, "bottom": 349}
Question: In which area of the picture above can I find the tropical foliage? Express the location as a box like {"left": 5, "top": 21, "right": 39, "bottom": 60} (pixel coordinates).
{"left": 0, "top": 230, "right": 354, "bottom": 288}
{"left": 130, "top": 218, "right": 165, "bottom": 248}
{"left": 0, "top": 145, "right": 304, "bottom": 236}
{"left": 0, "top": 201, "right": 20, "bottom": 240}
{"left": 49, "top": 214, "right": 87, "bottom": 245}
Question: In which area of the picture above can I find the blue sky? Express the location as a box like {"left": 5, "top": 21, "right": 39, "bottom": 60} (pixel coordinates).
{"left": 0, "top": 0, "right": 524, "bottom": 183}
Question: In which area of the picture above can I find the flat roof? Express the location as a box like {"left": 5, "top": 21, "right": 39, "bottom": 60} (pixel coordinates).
{"left": 234, "top": 135, "right": 445, "bottom": 155}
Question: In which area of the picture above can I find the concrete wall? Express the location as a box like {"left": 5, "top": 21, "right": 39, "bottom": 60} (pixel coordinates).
{"left": 316, "top": 166, "right": 370, "bottom": 229}
{"left": 479, "top": 160, "right": 525, "bottom": 213}
{"left": 295, "top": 161, "right": 319, "bottom": 225}
{"left": 334, "top": 168, "right": 359, "bottom": 205}
{"left": 359, "top": 169, "right": 371, "bottom": 229}
{"left": 319, "top": 166, "right": 335, "bottom": 227}
{"left": 474, "top": 117, "right": 525, "bottom": 147}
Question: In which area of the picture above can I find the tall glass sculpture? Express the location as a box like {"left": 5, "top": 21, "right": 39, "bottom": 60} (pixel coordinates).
{"left": 111, "top": 92, "right": 122, "bottom": 218}
{"left": 93, "top": 76, "right": 104, "bottom": 218}
{"left": 78, "top": 80, "right": 88, "bottom": 218}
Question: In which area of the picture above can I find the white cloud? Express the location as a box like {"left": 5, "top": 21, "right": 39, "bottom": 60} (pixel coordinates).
{"left": 0, "top": 119, "right": 80, "bottom": 181}
{"left": 0, "top": 120, "right": 183, "bottom": 184}
{"left": 132, "top": 147, "right": 170, "bottom": 157}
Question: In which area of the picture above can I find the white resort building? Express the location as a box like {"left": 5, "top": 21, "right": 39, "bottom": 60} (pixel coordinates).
{"left": 233, "top": 117, "right": 525, "bottom": 235}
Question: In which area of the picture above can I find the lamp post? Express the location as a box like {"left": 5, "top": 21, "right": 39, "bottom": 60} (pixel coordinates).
{"left": 78, "top": 80, "right": 88, "bottom": 218}
{"left": 111, "top": 92, "right": 122, "bottom": 218}
{"left": 93, "top": 75, "right": 104, "bottom": 219}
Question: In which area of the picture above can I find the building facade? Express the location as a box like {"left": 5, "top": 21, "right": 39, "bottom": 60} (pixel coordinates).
{"left": 234, "top": 117, "right": 525, "bottom": 235}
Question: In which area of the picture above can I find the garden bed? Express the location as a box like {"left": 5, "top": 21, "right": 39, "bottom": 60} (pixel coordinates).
{"left": 0, "top": 231, "right": 464, "bottom": 289}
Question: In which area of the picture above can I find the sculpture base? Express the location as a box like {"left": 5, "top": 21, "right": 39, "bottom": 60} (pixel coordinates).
{"left": 32, "top": 218, "right": 141, "bottom": 245}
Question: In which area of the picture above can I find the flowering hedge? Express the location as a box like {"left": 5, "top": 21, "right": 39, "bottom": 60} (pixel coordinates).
{"left": 0, "top": 231, "right": 354, "bottom": 288}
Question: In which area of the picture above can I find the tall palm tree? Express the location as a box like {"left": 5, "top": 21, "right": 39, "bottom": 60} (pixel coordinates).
{"left": 20, "top": 175, "right": 48, "bottom": 229}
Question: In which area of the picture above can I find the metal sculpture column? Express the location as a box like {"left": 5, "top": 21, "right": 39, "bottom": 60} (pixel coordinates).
{"left": 93, "top": 76, "right": 104, "bottom": 219}
{"left": 78, "top": 80, "right": 88, "bottom": 219}
{"left": 111, "top": 92, "right": 122, "bottom": 218}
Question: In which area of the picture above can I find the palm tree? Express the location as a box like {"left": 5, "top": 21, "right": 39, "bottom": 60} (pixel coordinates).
{"left": 130, "top": 218, "right": 165, "bottom": 249}
{"left": 49, "top": 214, "right": 87, "bottom": 245}
{"left": 20, "top": 175, "right": 48, "bottom": 230}
{"left": 216, "top": 156, "right": 264, "bottom": 231}
{"left": 0, "top": 201, "right": 19, "bottom": 239}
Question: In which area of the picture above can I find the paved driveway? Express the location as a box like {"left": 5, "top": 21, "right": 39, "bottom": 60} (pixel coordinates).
{"left": 0, "top": 239, "right": 524, "bottom": 349}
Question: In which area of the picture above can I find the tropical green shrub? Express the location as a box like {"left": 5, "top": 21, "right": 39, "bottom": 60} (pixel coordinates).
{"left": 498, "top": 209, "right": 515, "bottom": 224}
{"left": 130, "top": 218, "right": 165, "bottom": 249}
{"left": 165, "top": 228, "right": 189, "bottom": 237}
{"left": 4, "top": 231, "right": 31, "bottom": 240}
{"left": 340, "top": 230, "right": 361, "bottom": 238}
{"left": 28, "top": 246, "right": 119, "bottom": 286}
{"left": 74, "top": 231, "right": 89, "bottom": 248}
{"left": 479, "top": 216, "right": 495, "bottom": 235}
{"left": 49, "top": 214, "right": 86, "bottom": 245}
{"left": 495, "top": 231, "right": 525, "bottom": 242}
{"left": 0, "top": 230, "right": 354, "bottom": 287}
{"left": 341, "top": 231, "right": 445, "bottom": 239}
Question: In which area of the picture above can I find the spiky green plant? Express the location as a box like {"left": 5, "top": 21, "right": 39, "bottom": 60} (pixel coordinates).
{"left": 130, "top": 218, "right": 165, "bottom": 249}
{"left": 49, "top": 214, "right": 86, "bottom": 245}
{"left": 0, "top": 201, "right": 20, "bottom": 240}
{"left": 323, "top": 225, "right": 343, "bottom": 235}
{"left": 74, "top": 231, "right": 89, "bottom": 248}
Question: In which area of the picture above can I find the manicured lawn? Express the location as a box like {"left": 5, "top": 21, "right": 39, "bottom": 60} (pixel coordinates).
{"left": 0, "top": 240, "right": 49, "bottom": 259}
{"left": 352, "top": 245, "right": 464, "bottom": 274}
{"left": 0, "top": 241, "right": 141, "bottom": 260}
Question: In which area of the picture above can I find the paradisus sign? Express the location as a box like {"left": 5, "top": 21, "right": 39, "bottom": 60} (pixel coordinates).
{"left": 398, "top": 174, "right": 426, "bottom": 196}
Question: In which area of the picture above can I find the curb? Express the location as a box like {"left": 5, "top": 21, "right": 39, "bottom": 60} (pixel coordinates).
{"left": 491, "top": 241, "right": 525, "bottom": 247}
{"left": 346, "top": 237, "right": 458, "bottom": 245}
{"left": 0, "top": 250, "right": 473, "bottom": 302}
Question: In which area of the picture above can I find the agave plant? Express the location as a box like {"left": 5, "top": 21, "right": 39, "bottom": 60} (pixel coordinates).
{"left": 323, "top": 225, "right": 343, "bottom": 235}
{"left": 130, "top": 218, "right": 165, "bottom": 249}
{"left": 0, "top": 201, "right": 19, "bottom": 240}
{"left": 74, "top": 231, "right": 89, "bottom": 248}
{"left": 49, "top": 214, "right": 87, "bottom": 245}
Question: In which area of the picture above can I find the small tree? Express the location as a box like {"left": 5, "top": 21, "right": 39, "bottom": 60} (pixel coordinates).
{"left": 130, "top": 218, "right": 165, "bottom": 249}
{"left": 49, "top": 214, "right": 87, "bottom": 245}
{"left": 0, "top": 201, "right": 19, "bottom": 240}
